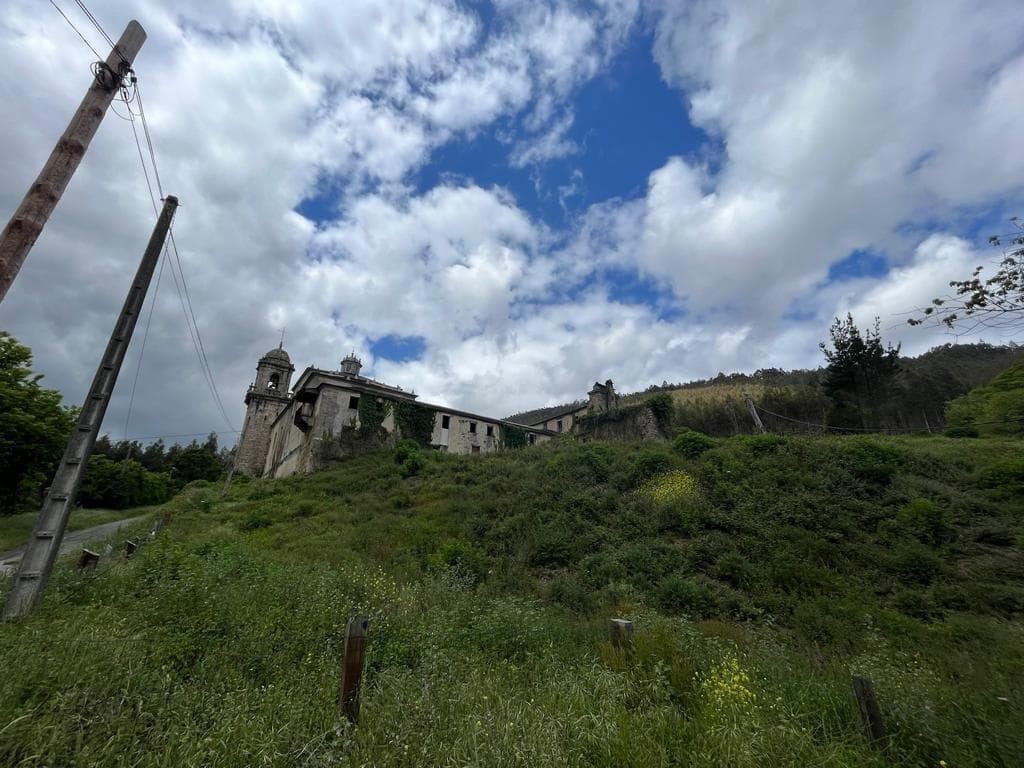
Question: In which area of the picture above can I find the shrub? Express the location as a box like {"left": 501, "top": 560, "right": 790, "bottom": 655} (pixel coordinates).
{"left": 578, "top": 552, "right": 627, "bottom": 590}
{"left": 713, "top": 551, "right": 756, "bottom": 589}
{"left": 549, "top": 574, "right": 592, "bottom": 612}
{"left": 977, "top": 458, "right": 1024, "bottom": 497}
{"left": 628, "top": 449, "right": 673, "bottom": 486}
{"left": 546, "top": 445, "right": 612, "bottom": 484}
{"left": 427, "top": 539, "right": 489, "bottom": 584}
{"left": 843, "top": 439, "right": 900, "bottom": 484}
{"left": 238, "top": 509, "right": 273, "bottom": 531}
{"left": 892, "top": 541, "right": 943, "bottom": 584}
{"left": 672, "top": 429, "right": 716, "bottom": 458}
{"left": 737, "top": 434, "right": 787, "bottom": 454}
{"left": 394, "top": 439, "right": 426, "bottom": 477}
{"left": 898, "top": 498, "right": 952, "bottom": 545}
{"left": 655, "top": 572, "right": 714, "bottom": 616}
{"left": 944, "top": 424, "right": 979, "bottom": 438}
{"left": 394, "top": 439, "right": 420, "bottom": 464}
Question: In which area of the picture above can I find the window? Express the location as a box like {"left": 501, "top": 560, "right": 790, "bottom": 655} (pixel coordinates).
{"left": 486, "top": 425, "right": 494, "bottom": 437}
{"left": 268, "top": 373, "right": 280, "bottom": 391}
{"left": 469, "top": 421, "right": 477, "bottom": 434}
{"left": 528, "top": 433, "right": 535, "bottom": 445}
{"left": 441, "top": 415, "right": 451, "bottom": 429}
{"left": 471, "top": 445, "right": 481, "bottom": 454}
{"left": 556, "top": 419, "right": 563, "bottom": 433}
{"left": 348, "top": 396, "right": 360, "bottom": 409}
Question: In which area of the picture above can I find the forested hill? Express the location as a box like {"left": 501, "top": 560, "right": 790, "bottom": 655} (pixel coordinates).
{"left": 509, "top": 342, "right": 1023, "bottom": 432}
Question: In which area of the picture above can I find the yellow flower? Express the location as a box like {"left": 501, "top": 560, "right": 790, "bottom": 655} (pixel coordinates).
{"left": 642, "top": 471, "right": 698, "bottom": 505}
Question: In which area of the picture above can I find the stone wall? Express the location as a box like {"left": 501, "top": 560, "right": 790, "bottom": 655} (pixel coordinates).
{"left": 577, "top": 403, "right": 667, "bottom": 442}
{"left": 236, "top": 394, "right": 290, "bottom": 475}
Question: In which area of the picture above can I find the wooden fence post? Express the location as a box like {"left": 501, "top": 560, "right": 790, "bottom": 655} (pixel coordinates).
{"left": 78, "top": 549, "right": 99, "bottom": 571}
{"left": 852, "top": 676, "right": 886, "bottom": 747}
{"left": 124, "top": 539, "right": 138, "bottom": 558}
{"left": 338, "top": 614, "right": 369, "bottom": 724}
{"left": 609, "top": 618, "right": 633, "bottom": 652}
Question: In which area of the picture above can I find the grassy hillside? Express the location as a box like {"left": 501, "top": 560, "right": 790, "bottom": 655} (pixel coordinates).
{"left": 1, "top": 435, "right": 1022, "bottom": 766}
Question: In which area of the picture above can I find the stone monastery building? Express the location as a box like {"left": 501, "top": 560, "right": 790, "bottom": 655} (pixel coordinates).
{"left": 236, "top": 345, "right": 620, "bottom": 478}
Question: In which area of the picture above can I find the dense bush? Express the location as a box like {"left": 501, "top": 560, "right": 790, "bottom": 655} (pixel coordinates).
{"left": 671, "top": 428, "right": 716, "bottom": 458}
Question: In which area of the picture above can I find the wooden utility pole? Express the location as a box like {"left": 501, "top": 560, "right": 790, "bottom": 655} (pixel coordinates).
{"left": 744, "top": 393, "right": 766, "bottom": 434}
{"left": 0, "top": 20, "right": 147, "bottom": 302}
{"left": 3, "top": 196, "right": 177, "bottom": 620}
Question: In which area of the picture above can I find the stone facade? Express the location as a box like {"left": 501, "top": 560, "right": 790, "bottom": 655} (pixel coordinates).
{"left": 235, "top": 347, "right": 294, "bottom": 476}
{"left": 236, "top": 347, "right": 558, "bottom": 479}
{"left": 588, "top": 380, "right": 618, "bottom": 414}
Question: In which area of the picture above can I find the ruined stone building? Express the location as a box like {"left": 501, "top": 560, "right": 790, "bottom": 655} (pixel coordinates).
{"left": 237, "top": 346, "right": 562, "bottom": 478}
{"left": 522, "top": 380, "right": 619, "bottom": 433}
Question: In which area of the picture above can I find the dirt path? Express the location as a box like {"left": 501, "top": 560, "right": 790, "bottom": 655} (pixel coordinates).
{"left": 0, "top": 515, "right": 148, "bottom": 575}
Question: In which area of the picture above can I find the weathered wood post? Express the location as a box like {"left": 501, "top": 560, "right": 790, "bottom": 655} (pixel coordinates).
{"left": 124, "top": 539, "right": 138, "bottom": 558}
{"left": 338, "top": 614, "right": 369, "bottom": 724}
{"left": 609, "top": 618, "right": 634, "bottom": 653}
{"left": 852, "top": 676, "right": 887, "bottom": 747}
{"left": 78, "top": 549, "right": 99, "bottom": 571}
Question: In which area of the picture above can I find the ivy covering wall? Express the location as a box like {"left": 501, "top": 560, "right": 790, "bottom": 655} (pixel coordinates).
{"left": 394, "top": 400, "right": 436, "bottom": 447}
{"left": 501, "top": 425, "right": 528, "bottom": 449}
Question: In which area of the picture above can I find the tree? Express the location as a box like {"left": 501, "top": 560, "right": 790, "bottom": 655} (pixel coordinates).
{"left": 909, "top": 218, "right": 1024, "bottom": 333}
{"left": 820, "top": 315, "right": 901, "bottom": 429}
{"left": 0, "top": 332, "right": 77, "bottom": 514}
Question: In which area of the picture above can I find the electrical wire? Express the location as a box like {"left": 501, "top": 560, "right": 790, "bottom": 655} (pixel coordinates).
{"left": 46, "top": 0, "right": 102, "bottom": 59}
{"left": 73, "top": 0, "right": 115, "bottom": 50}
{"left": 120, "top": 82, "right": 237, "bottom": 434}
{"left": 754, "top": 403, "right": 1024, "bottom": 434}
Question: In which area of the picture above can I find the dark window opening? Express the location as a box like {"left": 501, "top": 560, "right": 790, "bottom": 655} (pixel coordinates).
{"left": 441, "top": 415, "right": 451, "bottom": 429}
{"left": 268, "top": 373, "right": 280, "bottom": 391}
{"left": 348, "top": 396, "right": 360, "bottom": 409}
{"left": 556, "top": 419, "right": 563, "bottom": 432}
{"left": 471, "top": 445, "right": 481, "bottom": 454}
{"left": 469, "top": 421, "right": 477, "bottom": 434}
{"left": 486, "top": 425, "right": 494, "bottom": 437}
{"left": 528, "top": 433, "right": 535, "bottom": 445}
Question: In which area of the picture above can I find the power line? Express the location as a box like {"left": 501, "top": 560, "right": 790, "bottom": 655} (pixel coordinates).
{"left": 73, "top": 0, "right": 115, "bottom": 50}
{"left": 46, "top": 0, "right": 102, "bottom": 59}
{"left": 120, "top": 82, "right": 237, "bottom": 434}
{"left": 754, "top": 403, "right": 1024, "bottom": 434}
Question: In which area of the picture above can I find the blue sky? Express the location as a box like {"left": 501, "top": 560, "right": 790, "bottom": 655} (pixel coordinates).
{"left": 1, "top": 0, "right": 1022, "bottom": 441}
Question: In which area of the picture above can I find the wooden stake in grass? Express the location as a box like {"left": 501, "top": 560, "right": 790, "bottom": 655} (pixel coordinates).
{"left": 609, "top": 618, "right": 633, "bottom": 652}
{"left": 852, "top": 676, "right": 887, "bottom": 747}
{"left": 338, "top": 614, "right": 369, "bottom": 724}
{"left": 78, "top": 549, "right": 99, "bottom": 571}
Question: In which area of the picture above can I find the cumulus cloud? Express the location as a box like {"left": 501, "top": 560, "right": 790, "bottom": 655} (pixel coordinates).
{"left": 0, "top": 0, "right": 1020, "bottom": 447}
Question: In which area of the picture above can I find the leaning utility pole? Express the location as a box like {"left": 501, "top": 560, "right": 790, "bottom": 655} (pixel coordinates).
{"left": 0, "top": 20, "right": 147, "bottom": 302}
{"left": 744, "top": 393, "right": 766, "bottom": 434}
{"left": 3, "top": 196, "right": 178, "bottom": 620}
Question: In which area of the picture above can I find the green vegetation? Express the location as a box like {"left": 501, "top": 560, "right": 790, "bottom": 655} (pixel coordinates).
{"left": 513, "top": 342, "right": 1023, "bottom": 437}
{"left": 1, "top": 434, "right": 1022, "bottom": 767}
{"left": 945, "top": 360, "right": 1024, "bottom": 436}
{"left": 0, "top": 332, "right": 76, "bottom": 515}
{"left": 393, "top": 400, "right": 437, "bottom": 447}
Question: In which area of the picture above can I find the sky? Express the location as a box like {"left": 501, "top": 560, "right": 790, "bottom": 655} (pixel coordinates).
{"left": 1, "top": 0, "right": 1022, "bottom": 446}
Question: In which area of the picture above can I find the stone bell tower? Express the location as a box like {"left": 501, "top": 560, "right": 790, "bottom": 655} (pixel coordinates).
{"left": 236, "top": 345, "right": 295, "bottom": 476}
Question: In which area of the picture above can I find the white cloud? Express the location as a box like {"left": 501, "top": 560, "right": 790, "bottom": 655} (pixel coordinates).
{"left": 1, "top": 0, "right": 1021, "bottom": 450}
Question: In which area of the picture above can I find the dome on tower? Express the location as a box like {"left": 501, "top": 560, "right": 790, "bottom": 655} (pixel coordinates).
{"left": 261, "top": 347, "right": 291, "bottom": 364}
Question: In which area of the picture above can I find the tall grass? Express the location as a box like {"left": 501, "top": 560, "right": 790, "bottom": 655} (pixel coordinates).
{"left": 1, "top": 435, "right": 1021, "bottom": 766}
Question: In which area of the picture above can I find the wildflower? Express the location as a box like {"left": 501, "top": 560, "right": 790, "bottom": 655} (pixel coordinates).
{"left": 642, "top": 471, "right": 699, "bottom": 505}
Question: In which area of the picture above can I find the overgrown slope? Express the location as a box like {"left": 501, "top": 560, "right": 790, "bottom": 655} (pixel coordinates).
{"left": 1, "top": 435, "right": 1022, "bottom": 767}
